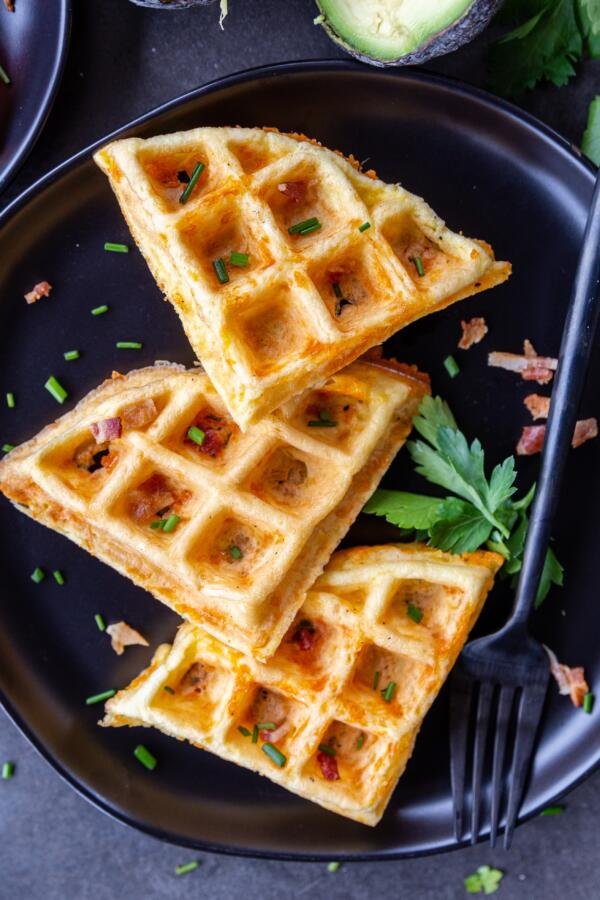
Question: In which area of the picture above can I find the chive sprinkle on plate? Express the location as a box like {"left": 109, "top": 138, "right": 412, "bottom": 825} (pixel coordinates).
{"left": 115, "top": 341, "right": 143, "bottom": 350}
{"left": 94, "top": 613, "right": 106, "bottom": 632}
{"left": 85, "top": 689, "right": 116, "bottom": 706}
{"left": 2, "top": 762, "right": 14, "bottom": 780}
{"left": 2, "top": 444, "right": 15, "bottom": 453}
{"left": 6, "top": 392, "right": 15, "bottom": 409}
{"left": 0, "top": 64, "right": 10, "bottom": 86}
{"left": 444, "top": 355, "right": 460, "bottom": 378}
{"left": 91, "top": 304, "right": 109, "bottom": 316}
{"left": 53, "top": 570, "right": 65, "bottom": 586}
{"left": 327, "top": 862, "right": 341, "bottom": 873}
{"left": 30, "top": 567, "right": 45, "bottom": 584}
{"left": 104, "top": 242, "right": 129, "bottom": 253}
{"left": 63, "top": 350, "right": 80, "bottom": 361}
{"left": 175, "top": 861, "right": 200, "bottom": 876}
{"left": 44, "top": 375, "right": 68, "bottom": 404}
{"left": 583, "top": 692, "right": 595, "bottom": 714}
{"left": 133, "top": 744, "right": 157, "bottom": 771}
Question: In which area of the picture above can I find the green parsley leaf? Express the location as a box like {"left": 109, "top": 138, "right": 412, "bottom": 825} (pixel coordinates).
{"left": 582, "top": 95, "right": 600, "bottom": 165}
{"left": 412, "top": 395, "right": 458, "bottom": 446}
{"left": 430, "top": 499, "right": 494, "bottom": 554}
{"left": 464, "top": 865, "right": 504, "bottom": 895}
{"left": 363, "top": 490, "right": 444, "bottom": 530}
{"left": 488, "top": 0, "right": 583, "bottom": 97}
{"left": 579, "top": 0, "right": 600, "bottom": 55}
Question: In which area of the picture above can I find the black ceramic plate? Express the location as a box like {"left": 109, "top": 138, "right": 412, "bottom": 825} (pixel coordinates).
{"left": 0, "top": 0, "right": 70, "bottom": 193}
{"left": 0, "top": 62, "right": 597, "bottom": 860}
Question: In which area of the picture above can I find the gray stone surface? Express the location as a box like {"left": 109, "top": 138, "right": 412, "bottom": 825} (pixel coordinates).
{"left": 1, "top": 1, "right": 599, "bottom": 897}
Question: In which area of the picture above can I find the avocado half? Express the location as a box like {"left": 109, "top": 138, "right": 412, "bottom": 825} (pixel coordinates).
{"left": 315, "top": 0, "right": 502, "bottom": 66}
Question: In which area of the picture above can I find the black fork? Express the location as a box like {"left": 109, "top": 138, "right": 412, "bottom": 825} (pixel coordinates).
{"left": 449, "top": 167, "right": 600, "bottom": 850}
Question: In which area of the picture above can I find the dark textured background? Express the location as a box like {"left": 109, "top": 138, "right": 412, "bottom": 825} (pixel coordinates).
{"left": 1, "top": 1, "right": 599, "bottom": 897}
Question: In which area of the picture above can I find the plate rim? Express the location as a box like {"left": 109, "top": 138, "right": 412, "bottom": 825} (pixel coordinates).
{"left": 0, "top": 0, "right": 72, "bottom": 195}
{"left": 0, "top": 58, "right": 597, "bottom": 861}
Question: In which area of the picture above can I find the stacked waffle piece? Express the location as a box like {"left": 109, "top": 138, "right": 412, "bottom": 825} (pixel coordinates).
{"left": 0, "top": 126, "right": 509, "bottom": 825}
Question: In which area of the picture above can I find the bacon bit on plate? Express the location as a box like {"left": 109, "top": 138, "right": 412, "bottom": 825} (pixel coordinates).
{"left": 517, "top": 418, "right": 598, "bottom": 455}
{"left": 122, "top": 398, "right": 158, "bottom": 430}
{"left": 488, "top": 340, "right": 558, "bottom": 385}
{"left": 90, "top": 417, "right": 122, "bottom": 444}
{"left": 24, "top": 280, "right": 52, "bottom": 304}
{"left": 544, "top": 646, "right": 589, "bottom": 708}
{"left": 3, "top": 1, "right": 15, "bottom": 12}
{"left": 458, "top": 317, "right": 488, "bottom": 350}
{"left": 524, "top": 394, "right": 551, "bottom": 421}
{"left": 178, "top": 662, "right": 209, "bottom": 696}
{"left": 292, "top": 618, "right": 317, "bottom": 651}
{"left": 105, "top": 621, "right": 149, "bottom": 656}
{"left": 277, "top": 181, "right": 307, "bottom": 203}
{"left": 317, "top": 751, "right": 340, "bottom": 781}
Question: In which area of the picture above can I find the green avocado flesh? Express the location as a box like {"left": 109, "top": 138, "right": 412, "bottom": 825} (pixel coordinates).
{"left": 318, "top": 0, "right": 473, "bottom": 61}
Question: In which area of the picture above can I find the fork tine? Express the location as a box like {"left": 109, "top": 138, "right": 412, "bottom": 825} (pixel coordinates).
{"left": 503, "top": 685, "right": 547, "bottom": 849}
{"left": 449, "top": 672, "right": 473, "bottom": 841}
{"left": 489, "top": 686, "right": 516, "bottom": 848}
{"left": 470, "top": 681, "right": 494, "bottom": 845}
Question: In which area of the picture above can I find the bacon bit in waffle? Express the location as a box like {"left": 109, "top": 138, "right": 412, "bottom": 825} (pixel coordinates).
{"left": 292, "top": 618, "right": 316, "bottom": 651}
{"left": 545, "top": 646, "right": 589, "bottom": 708}
{"left": 122, "top": 398, "right": 158, "bottom": 430}
{"left": 277, "top": 181, "right": 306, "bottom": 203}
{"left": 90, "top": 417, "right": 122, "bottom": 443}
{"left": 24, "top": 280, "right": 52, "bottom": 304}
{"left": 488, "top": 340, "right": 558, "bottom": 385}
{"left": 106, "top": 621, "right": 149, "bottom": 656}
{"left": 458, "top": 317, "right": 488, "bottom": 350}
{"left": 260, "top": 721, "right": 289, "bottom": 743}
{"left": 178, "top": 662, "right": 209, "bottom": 696}
{"left": 128, "top": 473, "right": 176, "bottom": 521}
{"left": 524, "top": 394, "right": 550, "bottom": 421}
{"left": 317, "top": 751, "right": 340, "bottom": 781}
{"left": 517, "top": 418, "right": 598, "bottom": 455}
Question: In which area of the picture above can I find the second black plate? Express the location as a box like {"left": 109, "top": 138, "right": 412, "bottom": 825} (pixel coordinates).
{"left": 0, "top": 62, "right": 597, "bottom": 859}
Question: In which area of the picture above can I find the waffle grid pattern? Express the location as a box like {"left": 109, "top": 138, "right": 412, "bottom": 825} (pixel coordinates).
{"left": 104, "top": 545, "right": 502, "bottom": 825}
{"left": 95, "top": 127, "right": 510, "bottom": 427}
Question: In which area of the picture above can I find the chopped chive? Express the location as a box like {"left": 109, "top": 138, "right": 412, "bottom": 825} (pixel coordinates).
{"left": 262, "top": 742, "right": 286, "bottom": 768}
{"left": 583, "top": 692, "right": 595, "bottom": 714}
{"left": 2, "top": 443, "right": 15, "bottom": 453}
{"left": 251, "top": 724, "right": 259, "bottom": 744}
{"left": 175, "top": 861, "right": 200, "bottom": 876}
{"left": 178, "top": 161, "right": 205, "bottom": 204}
{"left": 228, "top": 545, "right": 243, "bottom": 560}
{"left": 372, "top": 670, "right": 381, "bottom": 691}
{"left": 150, "top": 519, "right": 165, "bottom": 530}
{"left": 407, "top": 603, "right": 423, "bottom": 624}
{"left": 212, "top": 257, "right": 229, "bottom": 284}
{"left": 85, "top": 689, "right": 116, "bottom": 706}
{"left": 288, "top": 217, "right": 321, "bottom": 235}
{"left": 327, "top": 862, "right": 341, "bottom": 873}
{"left": 540, "top": 805, "right": 565, "bottom": 816}
{"left": 410, "top": 255, "right": 425, "bottom": 277}
{"left": 444, "top": 355, "right": 460, "bottom": 378}
{"left": 2, "top": 762, "right": 14, "bottom": 780}
{"left": 163, "top": 685, "right": 175, "bottom": 695}
{"left": 30, "top": 567, "right": 45, "bottom": 584}
{"left": 381, "top": 681, "right": 397, "bottom": 703}
{"left": 94, "top": 613, "right": 106, "bottom": 632}
{"left": 6, "top": 392, "right": 15, "bottom": 409}
{"left": 63, "top": 350, "right": 80, "bottom": 361}
{"left": 116, "top": 341, "right": 143, "bottom": 350}
{"left": 297, "top": 221, "right": 322, "bottom": 236}
{"left": 53, "top": 570, "right": 65, "bottom": 586}
{"left": 133, "top": 744, "right": 157, "bottom": 771}
{"left": 318, "top": 743, "right": 336, "bottom": 757}
{"left": 238, "top": 725, "right": 251, "bottom": 737}
{"left": 91, "top": 305, "right": 109, "bottom": 316}
{"left": 177, "top": 170, "right": 190, "bottom": 184}
{"left": 44, "top": 375, "right": 68, "bottom": 404}
{"left": 0, "top": 64, "right": 10, "bottom": 86}
{"left": 256, "top": 722, "right": 277, "bottom": 731}
{"left": 104, "top": 242, "right": 129, "bottom": 253}
{"left": 355, "top": 733, "right": 365, "bottom": 750}
{"left": 187, "top": 425, "right": 206, "bottom": 446}
{"left": 307, "top": 419, "right": 337, "bottom": 428}
{"left": 229, "top": 251, "right": 249, "bottom": 268}
{"left": 358, "top": 221, "right": 371, "bottom": 233}
{"left": 161, "top": 514, "right": 181, "bottom": 534}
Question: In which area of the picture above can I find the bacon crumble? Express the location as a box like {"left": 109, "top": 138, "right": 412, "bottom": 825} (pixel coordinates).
{"left": 317, "top": 751, "right": 340, "bottom": 781}
{"left": 523, "top": 394, "right": 551, "bottom": 421}
{"left": 277, "top": 181, "right": 307, "bottom": 203}
{"left": 488, "top": 340, "right": 558, "bottom": 385}
{"left": 106, "top": 621, "right": 149, "bottom": 656}
{"left": 24, "top": 280, "right": 52, "bottom": 304}
{"left": 544, "top": 646, "right": 589, "bottom": 708}
{"left": 90, "top": 417, "right": 122, "bottom": 444}
{"left": 458, "top": 317, "right": 488, "bottom": 350}
{"left": 517, "top": 418, "right": 598, "bottom": 456}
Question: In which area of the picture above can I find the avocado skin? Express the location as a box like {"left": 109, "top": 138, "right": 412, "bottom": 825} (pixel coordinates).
{"left": 127, "top": 0, "right": 215, "bottom": 8}
{"left": 317, "top": 0, "right": 503, "bottom": 67}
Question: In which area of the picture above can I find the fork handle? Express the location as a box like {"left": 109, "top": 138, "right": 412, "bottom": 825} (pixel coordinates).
{"left": 510, "top": 168, "right": 600, "bottom": 627}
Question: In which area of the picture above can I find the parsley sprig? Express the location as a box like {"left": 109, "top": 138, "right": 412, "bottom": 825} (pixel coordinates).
{"left": 364, "top": 396, "right": 563, "bottom": 606}
{"left": 488, "top": 0, "right": 600, "bottom": 98}
{"left": 464, "top": 865, "right": 504, "bottom": 895}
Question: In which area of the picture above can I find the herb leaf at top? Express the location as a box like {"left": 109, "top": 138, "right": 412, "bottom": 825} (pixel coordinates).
{"left": 430, "top": 499, "right": 494, "bottom": 555}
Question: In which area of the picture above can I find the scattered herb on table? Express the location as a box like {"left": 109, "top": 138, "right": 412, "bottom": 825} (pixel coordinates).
{"left": 363, "top": 396, "right": 564, "bottom": 606}
{"left": 175, "top": 860, "right": 201, "bottom": 876}
{"left": 540, "top": 805, "right": 565, "bottom": 815}
{"left": 582, "top": 95, "right": 600, "bottom": 165}
{"left": 464, "top": 865, "right": 504, "bottom": 894}
{"left": 327, "top": 861, "right": 341, "bottom": 872}
{"left": 2, "top": 761, "right": 14, "bottom": 780}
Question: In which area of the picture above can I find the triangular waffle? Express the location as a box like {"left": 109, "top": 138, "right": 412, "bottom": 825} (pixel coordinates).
{"left": 0, "top": 359, "right": 428, "bottom": 660}
{"left": 103, "top": 543, "right": 502, "bottom": 825}
{"left": 95, "top": 127, "right": 510, "bottom": 429}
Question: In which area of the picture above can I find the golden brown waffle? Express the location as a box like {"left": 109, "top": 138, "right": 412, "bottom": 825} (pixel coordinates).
{"left": 95, "top": 127, "right": 510, "bottom": 429}
{"left": 0, "top": 360, "right": 428, "bottom": 660}
{"left": 103, "top": 544, "right": 502, "bottom": 825}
